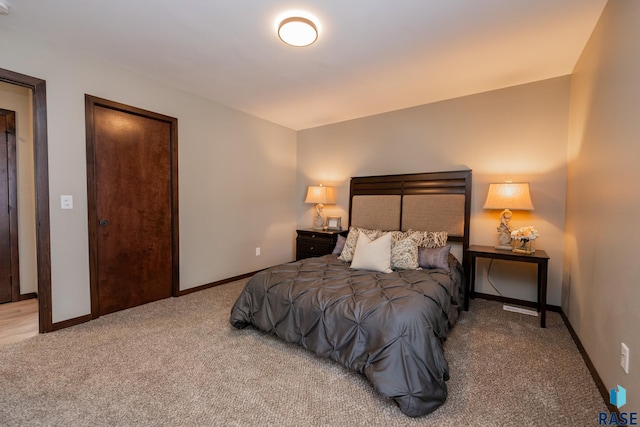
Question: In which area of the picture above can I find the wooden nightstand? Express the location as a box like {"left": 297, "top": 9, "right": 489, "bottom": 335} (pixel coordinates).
{"left": 296, "top": 229, "right": 345, "bottom": 261}
{"left": 466, "top": 245, "right": 550, "bottom": 328}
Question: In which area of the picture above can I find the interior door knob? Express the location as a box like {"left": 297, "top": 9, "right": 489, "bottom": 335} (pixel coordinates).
{"left": 99, "top": 219, "right": 109, "bottom": 226}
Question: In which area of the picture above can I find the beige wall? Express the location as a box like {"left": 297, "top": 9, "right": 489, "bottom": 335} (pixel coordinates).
{"left": 0, "top": 26, "right": 297, "bottom": 323}
{"left": 566, "top": 0, "right": 640, "bottom": 410}
{"left": 0, "top": 81, "right": 38, "bottom": 295}
{"left": 298, "top": 77, "right": 570, "bottom": 306}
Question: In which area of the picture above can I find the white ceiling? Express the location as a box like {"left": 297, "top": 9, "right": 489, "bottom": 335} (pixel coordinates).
{"left": 1, "top": 0, "right": 607, "bottom": 130}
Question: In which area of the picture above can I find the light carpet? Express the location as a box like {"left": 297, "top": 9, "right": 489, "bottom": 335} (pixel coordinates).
{"left": 0, "top": 279, "right": 607, "bottom": 426}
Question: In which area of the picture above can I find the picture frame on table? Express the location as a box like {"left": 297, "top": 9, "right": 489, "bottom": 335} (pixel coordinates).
{"left": 325, "top": 216, "right": 342, "bottom": 231}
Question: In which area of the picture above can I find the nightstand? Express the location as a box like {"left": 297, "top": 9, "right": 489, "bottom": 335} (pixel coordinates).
{"left": 466, "top": 245, "right": 550, "bottom": 328}
{"left": 296, "top": 229, "right": 345, "bottom": 260}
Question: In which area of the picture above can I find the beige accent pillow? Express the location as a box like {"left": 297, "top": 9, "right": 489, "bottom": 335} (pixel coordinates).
{"left": 408, "top": 230, "right": 448, "bottom": 248}
{"left": 390, "top": 232, "right": 421, "bottom": 270}
{"left": 338, "top": 226, "right": 381, "bottom": 262}
{"left": 350, "top": 231, "right": 393, "bottom": 273}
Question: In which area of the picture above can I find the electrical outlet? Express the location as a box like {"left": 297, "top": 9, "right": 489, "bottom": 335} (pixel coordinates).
{"left": 621, "top": 343, "right": 630, "bottom": 374}
{"left": 255, "top": 247, "right": 261, "bottom": 256}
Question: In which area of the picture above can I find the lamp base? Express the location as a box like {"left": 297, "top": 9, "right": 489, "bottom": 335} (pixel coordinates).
{"left": 312, "top": 205, "right": 325, "bottom": 229}
{"left": 494, "top": 244, "right": 512, "bottom": 251}
{"left": 495, "top": 212, "right": 513, "bottom": 250}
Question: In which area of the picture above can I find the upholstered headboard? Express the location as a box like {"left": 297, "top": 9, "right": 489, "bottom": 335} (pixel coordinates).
{"left": 348, "top": 170, "right": 472, "bottom": 265}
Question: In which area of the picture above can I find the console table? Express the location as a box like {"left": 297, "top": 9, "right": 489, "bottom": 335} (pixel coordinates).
{"left": 467, "top": 245, "right": 550, "bottom": 328}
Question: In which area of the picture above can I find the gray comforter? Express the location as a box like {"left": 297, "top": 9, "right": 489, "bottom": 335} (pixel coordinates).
{"left": 230, "top": 254, "right": 464, "bottom": 417}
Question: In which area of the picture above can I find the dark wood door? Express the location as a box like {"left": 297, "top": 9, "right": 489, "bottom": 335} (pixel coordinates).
{"left": 0, "top": 109, "right": 19, "bottom": 304}
{"left": 86, "top": 96, "right": 178, "bottom": 317}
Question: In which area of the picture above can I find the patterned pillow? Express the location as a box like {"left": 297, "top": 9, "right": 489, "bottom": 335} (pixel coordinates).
{"left": 408, "top": 230, "right": 448, "bottom": 248}
{"left": 418, "top": 245, "right": 451, "bottom": 272}
{"left": 338, "top": 226, "right": 381, "bottom": 262}
{"left": 390, "top": 232, "right": 421, "bottom": 270}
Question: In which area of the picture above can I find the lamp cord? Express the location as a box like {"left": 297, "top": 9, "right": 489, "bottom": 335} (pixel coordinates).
{"left": 486, "top": 259, "right": 503, "bottom": 297}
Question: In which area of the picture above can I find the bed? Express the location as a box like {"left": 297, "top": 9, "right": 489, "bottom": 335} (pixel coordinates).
{"left": 230, "top": 170, "right": 472, "bottom": 417}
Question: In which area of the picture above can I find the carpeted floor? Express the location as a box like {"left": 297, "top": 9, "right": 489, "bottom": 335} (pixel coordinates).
{"left": 0, "top": 279, "right": 607, "bottom": 426}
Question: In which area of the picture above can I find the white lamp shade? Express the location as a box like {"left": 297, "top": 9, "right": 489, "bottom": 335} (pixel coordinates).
{"left": 483, "top": 182, "right": 534, "bottom": 210}
{"left": 304, "top": 185, "right": 335, "bottom": 204}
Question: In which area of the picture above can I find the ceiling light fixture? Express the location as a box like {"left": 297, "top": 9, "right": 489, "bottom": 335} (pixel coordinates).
{"left": 0, "top": 0, "right": 10, "bottom": 15}
{"left": 278, "top": 16, "right": 318, "bottom": 47}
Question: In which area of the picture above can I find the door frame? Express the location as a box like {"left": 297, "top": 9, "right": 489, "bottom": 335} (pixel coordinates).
{"left": 0, "top": 109, "right": 21, "bottom": 302}
{"left": 0, "top": 68, "right": 53, "bottom": 333}
{"left": 85, "top": 95, "right": 179, "bottom": 318}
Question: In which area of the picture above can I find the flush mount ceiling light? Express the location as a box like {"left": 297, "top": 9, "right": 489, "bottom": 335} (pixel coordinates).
{"left": 278, "top": 16, "right": 318, "bottom": 47}
{"left": 0, "top": 0, "right": 10, "bottom": 15}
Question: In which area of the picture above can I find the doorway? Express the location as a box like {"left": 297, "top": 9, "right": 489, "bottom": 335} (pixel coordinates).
{"left": 0, "top": 109, "right": 20, "bottom": 303}
{"left": 85, "top": 95, "right": 179, "bottom": 317}
{"left": 0, "top": 68, "right": 52, "bottom": 333}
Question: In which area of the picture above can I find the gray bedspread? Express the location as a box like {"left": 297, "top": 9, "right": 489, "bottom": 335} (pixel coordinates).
{"left": 230, "top": 254, "right": 464, "bottom": 417}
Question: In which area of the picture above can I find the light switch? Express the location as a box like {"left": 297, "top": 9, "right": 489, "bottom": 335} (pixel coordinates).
{"left": 61, "top": 195, "right": 73, "bottom": 210}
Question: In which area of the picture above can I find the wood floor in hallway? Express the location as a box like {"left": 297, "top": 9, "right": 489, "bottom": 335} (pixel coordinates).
{"left": 0, "top": 299, "right": 38, "bottom": 345}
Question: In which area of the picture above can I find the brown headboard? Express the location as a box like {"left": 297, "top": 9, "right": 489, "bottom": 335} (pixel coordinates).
{"left": 348, "top": 170, "right": 472, "bottom": 266}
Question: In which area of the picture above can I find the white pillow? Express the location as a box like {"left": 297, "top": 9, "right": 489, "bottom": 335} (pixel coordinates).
{"left": 338, "top": 226, "right": 381, "bottom": 262}
{"left": 350, "top": 231, "right": 393, "bottom": 273}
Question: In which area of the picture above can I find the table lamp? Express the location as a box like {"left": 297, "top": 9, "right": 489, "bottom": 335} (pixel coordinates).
{"left": 483, "top": 181, "right": 534, "bottom": 250}
{"left": 305, "top": 185, "right": 335, "bottom": 229}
